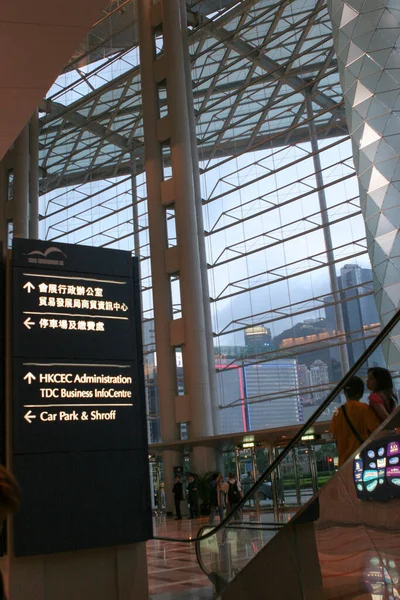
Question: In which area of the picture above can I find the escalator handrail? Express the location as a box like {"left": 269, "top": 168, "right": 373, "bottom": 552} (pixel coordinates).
{"left": 194, "top": 522, "right": 285, "bottom": 580}
{"left": 153, "top": 307, "right": 400, "bottom": 544}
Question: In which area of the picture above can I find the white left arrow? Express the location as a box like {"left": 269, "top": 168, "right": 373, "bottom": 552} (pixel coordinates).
{"left": 23, "top": 317, "right": 35, "bottom": 330}
{"left": 24, "top": 410, "right": 36, "bottom": 424}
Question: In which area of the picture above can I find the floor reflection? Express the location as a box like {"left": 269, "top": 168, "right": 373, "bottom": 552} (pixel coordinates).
{"left": 316, "top": 435, "right": 400, "bottom": 596}
{"left": 148, "top": 510, "right": 291, "bottom": 599}
{"left": 147, "top": 515, "right": 212, "bottom": 599}
{"left": 365, "top": 555, "right": 400, "bottom": 599}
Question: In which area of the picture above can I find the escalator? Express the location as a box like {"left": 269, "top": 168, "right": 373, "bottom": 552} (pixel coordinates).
{"left": 154, "top": 309, "right": 400, "bottom": 599}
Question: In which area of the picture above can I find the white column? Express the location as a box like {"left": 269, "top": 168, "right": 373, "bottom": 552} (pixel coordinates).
{"left": 180, "top": 0, "right": 220, "bottom": 436}
{"left": 138, "top": 0, "right": 216, "bottom": 480}
{"left": 137, "top": 0, "right": 182, "bottom": 511}
{"left": 163, "top": 0, "right": 215, "bottom": 451}
{"left": 29, "top": 111, "right": 40, "bottom": 240}
{"left": 13, "top": 125, "right": 29, "bottom": 238}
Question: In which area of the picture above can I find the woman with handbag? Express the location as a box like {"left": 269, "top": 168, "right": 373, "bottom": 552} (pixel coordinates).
{"left": 367, "top": 367, "right": 397, "bottom": 423}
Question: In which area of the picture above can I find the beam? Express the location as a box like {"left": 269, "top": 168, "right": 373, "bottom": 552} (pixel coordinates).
{"left": 40, "top": 99, "right": 135, "bottom": 151}
{"left": 40, "top": 59, "right": 338, "bottom": 139}
{"left": 40, "top": 123, "right": 347, "bottom": 194}
{"left": 206, "top": 22, "right": 345, "bottom": 120}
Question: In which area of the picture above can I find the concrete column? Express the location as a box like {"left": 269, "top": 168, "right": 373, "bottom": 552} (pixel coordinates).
{"left": 29, "top": 112, "right": 39, "bottom": 240}
{"left": 137, "top": 0, "right": 181, "bottom": 511}
{"left": 305, "top": 93, "right": 350, "bottom": 374}
{"left": 189, "top": 445, "right": 216, "bottom": 476}
{"left": 179, "top": 0, "right": 220, "bottom": 436}
{"left": 13, "top": 125, "right": 29, "bottom": 239}
{"left": 2, "top": 543, "right": 149, "bottom": 600}
{"left": 163, "top": 0, "right": 215, "bottom": 457}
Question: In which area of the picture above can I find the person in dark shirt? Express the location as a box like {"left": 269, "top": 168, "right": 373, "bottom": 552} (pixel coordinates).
{"left": 227, "top": 473, "right": 243, "bottom": 516}
{"left": 172, "top": 474, "right": 183, "bottom": 520}
{"left": 186, "top": 474, "right": 199, "bottom": 519}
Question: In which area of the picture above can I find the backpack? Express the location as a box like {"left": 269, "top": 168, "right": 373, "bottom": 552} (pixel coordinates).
{"left": 228, "top": 481, "right": 241, "bottom": 505}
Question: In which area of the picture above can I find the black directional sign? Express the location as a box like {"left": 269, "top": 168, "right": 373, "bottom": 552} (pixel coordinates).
{"left": 13, "top": 360, "right": 147, "bottom": 454}
{"left": 13, "top": 268, "right": 135, "bottom": 360}
{"left": 11, "top": 239, "right": 152, "bottom": 556}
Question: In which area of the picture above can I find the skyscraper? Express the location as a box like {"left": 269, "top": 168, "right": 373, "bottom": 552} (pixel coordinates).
{"left": 324, "top": 264, "right": 383, "bottom": 369}
{"left": 217, "top": 359, "right": 304, "bottom": 434}
{"left": 309, "top": 360, "right": 330, "bottom": 401}
{"left": 244, "top": 360, "right": 303, "bottom": 429}
{"left": 217, "top": 365, "right": 247, "bottom": 435}
{"left": 244, "top": 326, "right": 272, "bottom": 355}
{"left": 297, "top": 364, "right": 313, "bottom": 405}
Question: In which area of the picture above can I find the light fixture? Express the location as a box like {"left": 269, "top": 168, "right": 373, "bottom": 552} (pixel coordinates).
{"left": 243, "top": 442, "right": 255, "bottom": 449}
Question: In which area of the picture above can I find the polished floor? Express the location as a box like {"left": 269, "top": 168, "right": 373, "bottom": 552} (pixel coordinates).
{"left": 148, "top": 495, "right": 400, "bottom": 599}
{"left": 147, "top": 510, "right": 291, "bottom": 599}
{"left": 148, "top": 515, "right": 213, "bottom": 600}
{"left": 150, "top": 588, "right": 214, "bottom": 600}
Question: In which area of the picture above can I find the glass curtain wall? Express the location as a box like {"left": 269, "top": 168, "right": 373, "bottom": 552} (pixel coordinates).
{"left": 36, "top": 0, "right": 388, "bottom": 443}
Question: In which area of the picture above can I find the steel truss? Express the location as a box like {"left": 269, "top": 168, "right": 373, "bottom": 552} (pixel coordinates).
{"left": 37, "top": 0, "right": 378, "bottom": 435}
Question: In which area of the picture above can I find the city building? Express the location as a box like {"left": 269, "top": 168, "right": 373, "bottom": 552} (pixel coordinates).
{"left": 274, "top": 317, "right": 342, "bottom": 384}
{"left": 309, "top": 360, "right": 330, "bottom": 401}
{"left": 245, "top": 360, "right": 304, "bottom": 429}
{"left": 244, "top": 325, "right": 272, "bottom": 354}
{"left": 217, "top": 359, "right": 304, "bottom": 434}
{"left": 297, "top": 364, "right": 313, "bottom": 405}
{"left": 325, "top": 264, "right": 384, "bottom": 370}
{"left": 217, "top": 364, "right": 247, "bottom": 435}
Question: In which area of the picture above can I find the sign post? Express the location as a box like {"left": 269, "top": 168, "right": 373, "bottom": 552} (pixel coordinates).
{"left": 10, "top": 239, "right": 151, "bottom": 556}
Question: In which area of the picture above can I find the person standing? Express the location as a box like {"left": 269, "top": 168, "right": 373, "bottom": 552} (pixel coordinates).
{"left": 172, "top": 474, "right": 183, "bottom": 520}
{"left": 367, "top": 367, "right": 397, "bottom": 423}
{"left": 187, "top": 474, "right": 199, "bottom": 519}
{"left": 227, "top": 472, "right": 243, "bottom": 517}
{"left": 330, "top": 376, "right": 380, "bottom": 466}
{"left": 209, "top": 472, "right": 224, "bottom": 525}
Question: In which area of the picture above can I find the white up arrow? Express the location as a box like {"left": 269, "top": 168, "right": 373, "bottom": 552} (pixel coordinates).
{"left": 23, "top": 282, "right": 35, "bottom": 293}
{"left": 24, "top": 410, "right": 36, "bottom": 424}
{"left": 23, "top": 372, "right": 36, "bottom": 384}
{"left": 23, "top": 317, "right": 35, "bottom": 330}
